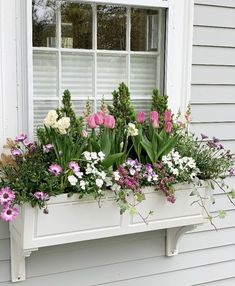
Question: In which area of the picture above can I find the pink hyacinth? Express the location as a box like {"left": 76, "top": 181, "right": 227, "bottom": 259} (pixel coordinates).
{"left": 15, "top": 133, "right": 27, "bottom": 143}
{"left": 33, "top": 191, "right": 49, "bottom": 201}
{"left": 87, "top": 114, "right": 97, "bottom": 129}
{"left": 69, "top": 161, "right": 80, "bottom": 173}
{"left": 164, "top": 109, "right": 172, "bottom": 123}
{"left": 137, "top": 111, "right": 145, "bottom": 124}
{"left": 0, "top": 205, "right": 19, "bottom": 222}
{"left": 0, "top": 187, "right": 15, "bottom": 206}
{"left": 94, "top": 112, "right": 104, "bottom": 126}
{"left": 104, "top": 115, "right": 115, "bottom": 129}
{"left": 165, "top": 121, "right": 173, "bottom": 133}
{"left": 48, "top": 164, "right": 62, "bottom": 176}
{"left": 11, "top": 148, "right": 22, "bottom": 156}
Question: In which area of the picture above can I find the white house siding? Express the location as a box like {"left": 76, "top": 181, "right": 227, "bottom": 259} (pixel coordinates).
{"left": 0, "top": 0, "right": 235, "bottom": 285}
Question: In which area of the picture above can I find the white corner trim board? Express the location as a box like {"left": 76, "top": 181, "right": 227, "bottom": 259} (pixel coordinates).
{"left": 10, "top": 184, "right": 211, "bottom": 282}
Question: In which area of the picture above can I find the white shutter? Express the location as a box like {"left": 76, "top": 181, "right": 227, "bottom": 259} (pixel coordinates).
{"left": 61, "top": 53, "right": 93, "bottom": 98}
{"left": 130, "top": 55, "right": 157, "bottom": 98}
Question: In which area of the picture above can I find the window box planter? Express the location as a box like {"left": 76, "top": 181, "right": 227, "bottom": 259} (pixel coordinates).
{"left": 10, "top": 182, "right": 210, "bottom": 282}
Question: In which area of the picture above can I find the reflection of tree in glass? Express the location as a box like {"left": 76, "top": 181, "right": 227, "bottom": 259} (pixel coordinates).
{"left": 61, "top": 3, "right": 92, "bottom": 49}
{"left": 97, "top": 6, "right": 126, "bottom": 50}
{"left": 32, "top": 0, "right": 58, "bottom": 47}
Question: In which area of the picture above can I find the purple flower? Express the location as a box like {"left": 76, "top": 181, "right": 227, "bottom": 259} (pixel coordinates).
{"left": 23, "top": 139, "right": 33, "bottom": 148}
{"left": 213, "top": 137, "right": 220, "bottom": 143}
{"left": 48, "top": 164, "right": 62, "bottom": 176}
{"left": 43, "top": 207, "right": 49, "bottom": 214}
{"left": 43, "top": 144, "right": 54, "bottom": 153}
{"left": 200, "top": 133, "right": 208, "bottom": 140}
{"left": 11, "top": 148, "right": 22, "bottom": 156}
{"left": 229, "top": 168, "right": 235, "bottom": 176}
{"left": 69, "top": 161, "right": 80, "bottom": 173}
{"left": 33, "top": 191, "right": 49, "bottom": 201}
{"left": 0, "top": 187, "right": 15, "bottom": 205}
{"left": 15, "top": 133, "right": 27, "bottom": 142}
{"left": 167, "top": 195, "right": 176, "bottom": 204}
{"left": 0, "top": 205, "right": 19, "bottom": 221}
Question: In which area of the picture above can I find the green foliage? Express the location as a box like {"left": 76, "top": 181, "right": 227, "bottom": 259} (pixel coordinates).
{"left": 151, "top": 89, "right": 168, "bottom": 128}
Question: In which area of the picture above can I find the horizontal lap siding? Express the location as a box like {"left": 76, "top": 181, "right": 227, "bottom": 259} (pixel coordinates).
{"left": 190, "top": 2, "right": 235, "bottom": 285}
{"left": 1, "top": 1, "right": 235, "bottom": 286}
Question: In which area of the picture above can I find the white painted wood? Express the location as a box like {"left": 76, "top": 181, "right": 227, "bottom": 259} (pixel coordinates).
{"left": 193, "top": 46, "right": 235, "bottom": 65}
{"left": 9, "top": 184, "right": 210, "bottom": 282}
{"left": 198, "top": 277, "right": 235, "bottom": 286}
{"left": 194, "top": 5, "right": 235, "bottom": 28}
{"left": 193, "top": 26, "right": 235, "bottom": 47}
{"left": 195, "top": 0, "right": 235, "bottom": 8}
{"left": 191, "top": 104, "right": 235, "bottom": 122}
{"left": 192, "top": 65, "right": 235, "bottom": 85}
{"left": 191, "top": 85, "right": 235, "bottom": 104}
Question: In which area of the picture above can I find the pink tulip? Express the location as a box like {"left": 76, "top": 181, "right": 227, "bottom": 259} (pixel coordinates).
{"left": 164, "top": 109, "right": 172, "bottom": 123}
{"left": 152, "top": 119, "right": 159, "bottom": 128}
{"left": 104, "top": 115, "right": 116, "bottom": 129}
{"left": 150, "top": 111, "right": 159, "bottom": 128}
{"left": 137, "top": 111, "right": 145, "bottom": 123}
{"left": 87, "top": 114, "right": 97, "bottom": 129}
{"left": 165, "top": 121, "right": 172, "bottom": 133}
{"left": 81, "top": 129, "right": 88, "bottom": 138}
{"left": 94, "top": 111, "right": 104, "bottom": 125}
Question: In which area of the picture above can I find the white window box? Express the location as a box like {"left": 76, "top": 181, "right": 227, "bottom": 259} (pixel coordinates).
{"left": 10, "top": 182, "right": 210, "bottom": 282}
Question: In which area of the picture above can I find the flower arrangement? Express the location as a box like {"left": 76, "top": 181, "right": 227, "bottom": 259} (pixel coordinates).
{"left": 0, "top": 84, "right": 234, "bottom": 226}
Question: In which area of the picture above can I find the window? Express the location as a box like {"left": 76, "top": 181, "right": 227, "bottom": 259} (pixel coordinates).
{"left": 32, "top": 0, "right": 166, "bottom": 132}
{"left": 16, "top": 0, "right": 194, "bottom": 137}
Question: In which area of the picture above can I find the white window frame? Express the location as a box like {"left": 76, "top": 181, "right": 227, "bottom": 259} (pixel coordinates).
{"left": 16, "top": 0, "right": 194, "bottom": 138}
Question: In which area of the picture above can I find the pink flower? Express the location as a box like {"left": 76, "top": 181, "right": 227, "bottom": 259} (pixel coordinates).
{"left": 81, "top": 130, "right": 88, "bottom": 138}
{"left": 104, "top": 115, "right": 115, "bottom": 129}
{"left": 164, "top": 109, "right": 172, "bottom": 123}
{"left": 33, "top": 192, "right": 49, "bottom": 201}
{"left": 15, "top": 133, "right": 27, "bottom": 142}
{"left": 150, "top": 111, "right": 159, "bottom": 122}
{"left": 0, "top": 205, "right": 19, "bottom": 222}
{"left": 165, "top": 121, "right": 172, "bottom": 133}
{"left": 23, "top": 139, "right": 33, "bottom": 148}
{"left": 137, "top": 111, "right": 145, "bottom": 123}
{"left": 69, "top": 161, "right": 80, "bottom": 173}
{"left": 43, "top": 144, "right": 54, "bottom": 153}
{"left": 11, "top": 148, "right": 22, "bottom": 156}
{"left": 48, "top": 164, "right": 62, "bottom": 176}
{"left": 185, "top": 113, "right": 192, "bottom": 122}
{"left": 0, "top": 187, "right": 15, "bottom": 205}
{"left": 94, "top": 112, "right": 104, "bottom": 126}
{"left": 87, "top": 114, "right": 97, "bottom": 129}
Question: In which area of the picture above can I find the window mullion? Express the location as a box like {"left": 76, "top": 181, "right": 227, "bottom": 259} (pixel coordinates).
{"left": 157, "top": 9, "right": 163, "bottom": 91}
{"left": 126, "top": 7, "right": 131, "bottom": 90}
{"left": 57, "top": 3, "right": 62, "bottom": 108}
{"left": 93, "top": 4, "right": 97, "bottom": 112}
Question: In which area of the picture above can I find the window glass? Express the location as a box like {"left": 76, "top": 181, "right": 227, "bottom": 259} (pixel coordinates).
{"left": 32, "top": 0, "right": 57, "bottom": 47}
{"left": 131, "top": 9, "right": 159, "bottom": 51}
{"left": 61, "top": 3, "right": 93, "bottom": 49}
{"left": 97, "top": 5, "right": 126, "bottom": 50}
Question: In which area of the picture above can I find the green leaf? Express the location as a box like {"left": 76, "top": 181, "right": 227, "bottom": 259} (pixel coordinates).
{"left": 218, "top": 210, "right": 226, "bottom": 219}
{"left": 136, "top": 192, "right": 145, "bottom": 203}
{"left": 140, "top": 136, "right": 155, "bottom": 163}
{"left": 101, "top": 128, "right": 111, "bottom": 156}
{"left": 101, "top": 152, "right": 124, "bottom": 169}
{"left": 229, "top": 190, "right": 235, "bottom": 199}
{"left": 190, "top": 190, "right": 199, "bottom": 196}
{"left": 129, "top": 207, "right": 137, "bottom": 215}
{"left": 156, "top": 135, "right": 178, "bottom": 159}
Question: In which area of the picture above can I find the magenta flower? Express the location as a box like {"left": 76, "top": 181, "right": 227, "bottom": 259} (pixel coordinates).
{"left": 0, "top": 205, "right": 19, "bottom": 222}
{"left": 43, "top": 144, "right": 54, "bottom": 153}
{"left": 87, "top": 114, "right": 97, "bottom": 129}
{"left": 104, "top": 115, "right": 116, "bottom": 129}
{"left": 165, "top": 121, "right": 173, "bottom": 133}
{"left": 164, "top": 109, "right": 172, "bottom": 123}
{"left": 94, "top": 112, "right": 104, "bottom": 126}
{"left": 81, "top": 129, "right": 88, "bottom": 138}
{"left": 0, "top": 187, "right": 15, "bottom": 205}
{"left": 137, "top": 111, "right": 145, "bottom": 123}
{"left": 150, "top": 111, "right": 159, "bottom": 122}
{"left": 11, "top": 148, "right": 22, "bottom": 156}
{"left": 69, "top": 161, "right": 80, "bottom": 173}
{"left": 48, "top": 164, "right": 62, "bottom": 176}
{"left": 33, "top": 191, "right": 49, "bottom": 201}
{"left": 15, "top": 133, "right": 27, "bottom": 142}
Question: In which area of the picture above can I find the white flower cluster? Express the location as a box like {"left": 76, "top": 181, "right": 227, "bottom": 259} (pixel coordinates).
{"left": 162, "top": 150, "right": 199, "bottom": 181}
{"left": 44, "top": 110, "right": 70, "bottom": 135}
{"left": 127, "top": 123, "right": 138, "bottom": 137}
{"left": 83, "top": 151, "right": 105, "bottom": 163}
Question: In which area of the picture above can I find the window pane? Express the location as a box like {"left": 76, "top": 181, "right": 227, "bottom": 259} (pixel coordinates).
{"left": 61, "top": 53, "right": 93, "bottom": 98}
{"left": 97, "top": 55, "right": 127, "bottom": 98}
{"left": 32, "top": 0, "right": 57, "bottom": 47}
{"left": 131, "top": 9, "right": 159, "bottom": 51}
{"left": 130, "top": 55, "right": 157, "bottom": 97}
{"left": 97, "top": 5, "right": 126, "bottom": 50}
{"left": 61, "top": 3, "right": 92, "bottom": 49}
{"left": 33, "top": 51, "right": 58, "bottom": 98}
